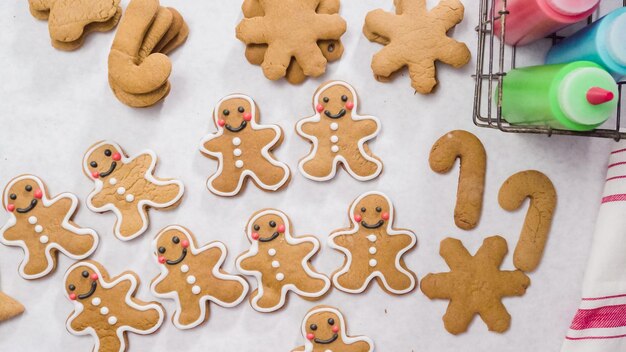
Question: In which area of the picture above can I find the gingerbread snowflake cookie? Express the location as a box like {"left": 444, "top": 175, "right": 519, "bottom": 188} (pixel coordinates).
{"left": 150, "top": 225, "right": 249, "bottom": 329}
{"left": 1, "top": 175, "right": 99, "bottom": 279}
{"left": 200, "top": 94, "right": 290, "bottom": 196}
{"left": 82, "top": 141, "right": 184, "bottom": 241}
{"left": 363, "top": 0, "right": 471, "bottom": 93}
{"left": 236, "top": 209, "right": 331, "bottom": 312}
{"left": 297, "top": 81, "right": 383, "bottom": 181}
{"left": 64, "top": 260, "right": 164, "bottom": 352}
{"left": 329, "top": 191, "right": 417, "bottom": 295}
{"left": 293, "top": 306, "right": 374, "bottom": 352}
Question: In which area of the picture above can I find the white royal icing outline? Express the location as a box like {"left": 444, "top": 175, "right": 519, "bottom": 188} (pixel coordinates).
{"left": 236, "top": 209, "right": 331, "bottom": 313}
{"left": 301, "top": 306, "right": 374, "bottom": 352}
{"left": 199, "top": 93, "right": 291, "bottom": 197}
{"left": 64, "top": 261, "right": 165, "bottom": 352}
{"left": 82, "top": 141, "right": 185, "bottom": 241}
{"left": 296, "top": 81, "right": 383, "bottom": 182}
{"left": 150, "top": 225, "right": 250, "bottom": 330}
{"left": 328, "top": 191, "right": 417, "bottom": 295}
{"left": 0, "top": 175, "right": 99, "bottom": 280}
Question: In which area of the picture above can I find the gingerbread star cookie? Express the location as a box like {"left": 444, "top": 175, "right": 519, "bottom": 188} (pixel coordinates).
{"left": 363, "top": 0, "right": 471, "bottom": 93}
{"left": 297, "top": 81, "right": 383, "bottom": 181}
{"left": 82, "top": 141, "right": 184, "bottom": 241}
{"left": 200, "top": 94, "right": 290, "bottom": 197}
{"left": 421, "top": 236, "right": 531, "bottom": 334}
{"left": 293, "top": 306, "right": 374, "bottom": 352}
{"left": 236, "top": 0, "right": 347, "bottom": 81}
{"left": 329, "top": 191, "right": 417, "bottom": 295}
{"left": 150, "top": 225, "right": 249, "bottom": 329}
{"left": 64, "top": 260, "right": 164, "bottom": 352}
{"left": 236, "top": 209, "right": 331, "bottom": 312}
{"left": 1, "top": 175, "right": 99, "bottom": 279}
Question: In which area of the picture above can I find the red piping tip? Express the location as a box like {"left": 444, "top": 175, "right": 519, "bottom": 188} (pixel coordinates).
{"left": 587, "top": 87, "right": 615, "bottom": 105}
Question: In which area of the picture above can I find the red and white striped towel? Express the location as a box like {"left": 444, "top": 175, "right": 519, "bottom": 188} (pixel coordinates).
{"left": 562, "top": 148, "right": 626, "bottom": 351}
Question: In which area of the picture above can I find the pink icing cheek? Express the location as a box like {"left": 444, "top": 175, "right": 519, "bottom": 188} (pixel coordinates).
{"left": 158, "top": 256, "right": 166, "bottom": 264}
{"left": 90, "top": 273, "right": 99, "bottom": 281}
{"left": 316, "top": 104, "right": 324, "bottom": 113}
{"left": 69, "top": 293, "right": 77, "bottom": 300}
{"left": 218, "top": 119, "right": 226, "bottom": 127}
{"left": 277, "top": 224, "right": 285, "bottom": 233}
{"left": 332, "top": 325, "right": 339, "bottom": 333}
{"left": 6, "top": 204, "right": 15, "bottom": 212}
{"left": 354, "top": 214, "right": 362, "bottom": 223}
{"left": 381, "top": 212, "right": 390, "bottom": 221}
{"left": 91, "top": 171, "right": 100, "bottom": 179}
{"left": 306, "top": 333, "right": 315, "bottom": 340}
{"left": 33, "top": 189, "right": 43, "bottom": 199}
{"left": 112, "top": 152, "right": 122, "bottom": 161}
{"left": 181, "top": 240, "right": 189, "bottom": 248}
{"left": 251, "top": 232, "right": 260, "bottom": 240}
{"left": 243, "top": 112, "right": 252, "bottom": 121}
{"left": 345, "top": 101, "right": 354, "bottom": 110}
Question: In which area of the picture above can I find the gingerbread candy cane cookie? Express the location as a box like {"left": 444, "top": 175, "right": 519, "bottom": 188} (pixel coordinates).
{"left": 150, "top": 225, "right": 249, "bottom": 329}
{"left": 236, "top": 209, "right": 331, "bottom": 312}
{"left": 329, "top": 191, "right": 417, "bottom": 295}
{"left": 297, "top": 81, "right": 383, "bottom": 181}
{"left": 499, "top": 170, "right": 557, "bottom": 272}
{"left": 200, "top": 94, "right": 290, "bottom": 196}
{"left": 82, "top": 141, "right": 184, "bottom": 241}
{"left": 64, "top": 260, "right": 164, "bottom": 352}
{"left": 429, "top": 130, "right": 486, "bottom": 230}
{"left": 1, "top": 175, "right": 99, "bottom": 279}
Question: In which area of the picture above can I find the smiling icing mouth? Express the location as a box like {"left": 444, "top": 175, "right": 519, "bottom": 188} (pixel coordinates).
{"left": 166, "top": 248, "right": 187, "bottom": 265}
{"left": 16, "top": 199, "right": 37, "bottom": 213}
{"left": 324, "top": 109, "right": 346, "bottom": 119}
{"left": 99, "top": 162, "right": 117, "bottom": 178}
{"left": 259, "top": 232, "right": 279, "bottom": 242}
{"left": 225, "top": 120, "right": 247, "bottom": 132}
{"left": 361, "top": 220, "right": 384, "bottom": 229}
{"left": 314, "top": 334, "right": 338, "bottom": 344}
{"left": 78, "top": 281, "right": 98, "bottom": 300}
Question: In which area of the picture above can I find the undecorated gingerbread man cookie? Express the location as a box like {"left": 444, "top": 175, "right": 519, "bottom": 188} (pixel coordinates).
{"left": 64, "top": 260, "right": 164, "bottom": 352}
{"left": 150, "top": 225, "right": 249, "bottom": 329}
{"left": 82, "top": 141, "right": 184, "bottom": 241}
{"left": 1, "top": 175, "right": 99, "bottom": 279}
{"left": 200, "top": 94, "right": 290, "bottom": 196}
{"left": 329, "top": 191, "right": 417, "bottom": 295}
{"left": 236, "top": 209, "right": 330, "bottom": 312}
{"left": 293, "top": 306, "right": 374, "bottom": 352}
{"left": 297, "top": 81, "right": 382, "bottom": 181}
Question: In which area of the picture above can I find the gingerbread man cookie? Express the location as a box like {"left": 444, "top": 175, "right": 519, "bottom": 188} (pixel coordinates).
{"left": 329, "top": 191, "right": 417, "bottom": 295}
{"left": 297, "top": 81, "right": 383, "bottom": 181}
{"left": 236, "top": 209, "right": 330, "bottom": 312}
{"left": 150, "top": 225, "right": 249, "bottom": 329}
{"left": 200, "top": 94, "right": 290, "bottom": 197}
{"left": 82, "top": 141, "right": 184, "bottom": 241}
{"left": 64, "top": 260, "right": 164, "bottom": 352}
{"left": 1, "top": 175, "right": 99, "bottom": 280}
{"left": 293, "top": 306, "right": 374, "bottom": 352}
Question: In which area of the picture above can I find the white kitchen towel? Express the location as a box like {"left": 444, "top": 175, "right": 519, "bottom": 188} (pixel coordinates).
{"left": 562, "top": 148, "right": 626, "bottom": 352}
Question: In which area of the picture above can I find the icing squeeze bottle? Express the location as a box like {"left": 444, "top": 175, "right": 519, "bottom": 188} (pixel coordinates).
{"left": 546, "top": 8, "right": 626, "bottom": 80}
{"left": 499, "top": 61, "right": 618, "bottom": 131}
{"left": 493, "top": 0, "right": 599, "bottom": 46}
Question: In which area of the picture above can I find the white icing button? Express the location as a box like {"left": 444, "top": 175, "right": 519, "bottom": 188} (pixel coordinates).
{"left": 369, "top": 247, "right": 377, "bottom": 254}
{"left": 192, "top": 285, "right": 201, "bottom": 295}
{"left": 271, "top": 260, "right": 280, "bottom": 268}
{"left": 367, "top": 234, "right": 377, "bottom": 242}
{"left": 330, "top": 135, "right": 338, "bottom": 143}
{"left": 268, "top": 248, "right": 276, "bottom": 256}
{"left": 233, "top": 148, "right": 242, "bottom": 156}
{"left": 331, "top": 145, "right": 339, "bottom": 153}
{"left": 125, "top": 194, "right": 134, "bottom": 202}
{"left": 235, "top": 160, "right": 244, "bottom": 168}
{"left": 116, "top": 187, "right": 125, "bottom": 195}
{"left": 34, "top": 225, "right": 43, "bottom": 233}
{"left": 232, "top": 137, "right": 241, "bottom": 146}
{"left": 325, "top": 350, "right": 332, "bottom": 352}
{"left": 330, "top": 122, "right": 338, "bottom": 131}
{"left": 28, "top": 216, "right": 37, "bottom": 224}
{"left": 108, "top": 316, "right": 117, "bottom": 325}
{"left": 91, "top": 298, "right": 101, "bottom": 306}
{"left": 276, "top": 273, "right": 285, "bottom": 281}
{"left": 180, "top": 264, "right": 189, "bottom": 273}
{"left": 109, "top": 178, "right": 117, "bottom": 185}
{"left": 100, "top": 307, "right": 109, "bottom": 315}
{"left": 39, "top": 235, "right": 49, "bottom": 244}
{"left": 369, "top": 259, "right": 378, "bottom": 267}
{"left": 187, "top": 275, "right": 196, "bottom": 284}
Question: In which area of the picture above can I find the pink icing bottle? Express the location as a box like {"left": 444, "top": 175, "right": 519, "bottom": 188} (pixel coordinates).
{"left": 493, "top": 0, "right": 600, "bottom": 46}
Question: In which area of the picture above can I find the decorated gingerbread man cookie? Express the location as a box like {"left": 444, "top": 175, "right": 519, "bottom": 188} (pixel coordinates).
{"left": 200, "top": 94, "right": 290, "bottom": 196}
{"left": 1, "top": 175, "right": 99, "bottom": 279}
{"left": 64, "top": 260, "right": 164, "bottom": 352}
{"left": 236, "top": 209, "right": 330, "bottom": 312}
{"left": 329, "top": 191, "right": 417, "bottom": 295}
{"left": 82, "top": 141, "right": 184, "bottom": 241}
{"left": 293, "top": 306, "right": 374, "bottom": 352}
{"left": 296, "top": 81, "right": 383, "bottom": 181}
{"left": 150, "top": 225, "right": 249, "bottom": 329}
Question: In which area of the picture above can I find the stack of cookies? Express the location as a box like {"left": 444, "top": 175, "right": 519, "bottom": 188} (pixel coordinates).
{"left": 108, "top": 0, "right": 189, "bottom": 108}
{"left": 28, "top": 0, "right": 122, "bottom": 51}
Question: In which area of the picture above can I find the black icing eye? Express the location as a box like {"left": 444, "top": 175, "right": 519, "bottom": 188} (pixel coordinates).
{"left": 25, "top": 185, "right": 32, "bottom": 192}
{"left": 327, "top": 43, "right": 335, "bottom": 52}
{"left": 158, "top": 247, "right": 166, "bottom": 254}
{"left": 376, "top": 207, "right": 382, "bottom": 212}
{"left": 361, "top": 207, "right": 366, "bottom": 212}
{"left": 9, "top": 193, "right": 16, "bottom": 200}
{"left": 328, "top": 318, "right": 335, "bottom": 325}
{"left": 323, "top": 97, "right": 329, "bottom": 103}
{"left": 90, "top": 161, "right": 98, "bottom": 168}
{"left": 341, "top": 95, "right": 348, "bottom": 102}
{"left": 68, "top": 284, "right": 76, "bottom": 291}
{"left": 223, "top": 109, "right": 230, "bottom": 116}
{"left": 81, "top": 270, "right": 89, "bottom": 278}
{"left": 253, "top": 224, "right": 260, "bottom": 231}
{"left": 269, "top": 220, "right": 276, "bottom": 228}
{"left": 172, "top": 236, "right": 180, "bottom": 244}
{"left": 310, "top": 324, "right": 317, "bottom": 331}
{"left": 238, "top": 106, "right": 245, "bottom": 113}
{"left": 104, "top": 149, "right": 112, "bottom": 157}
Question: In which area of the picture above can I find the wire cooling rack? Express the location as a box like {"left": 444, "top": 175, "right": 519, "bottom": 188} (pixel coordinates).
{"left": 473, "top": 0, "right": 626, "bottom": 140}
